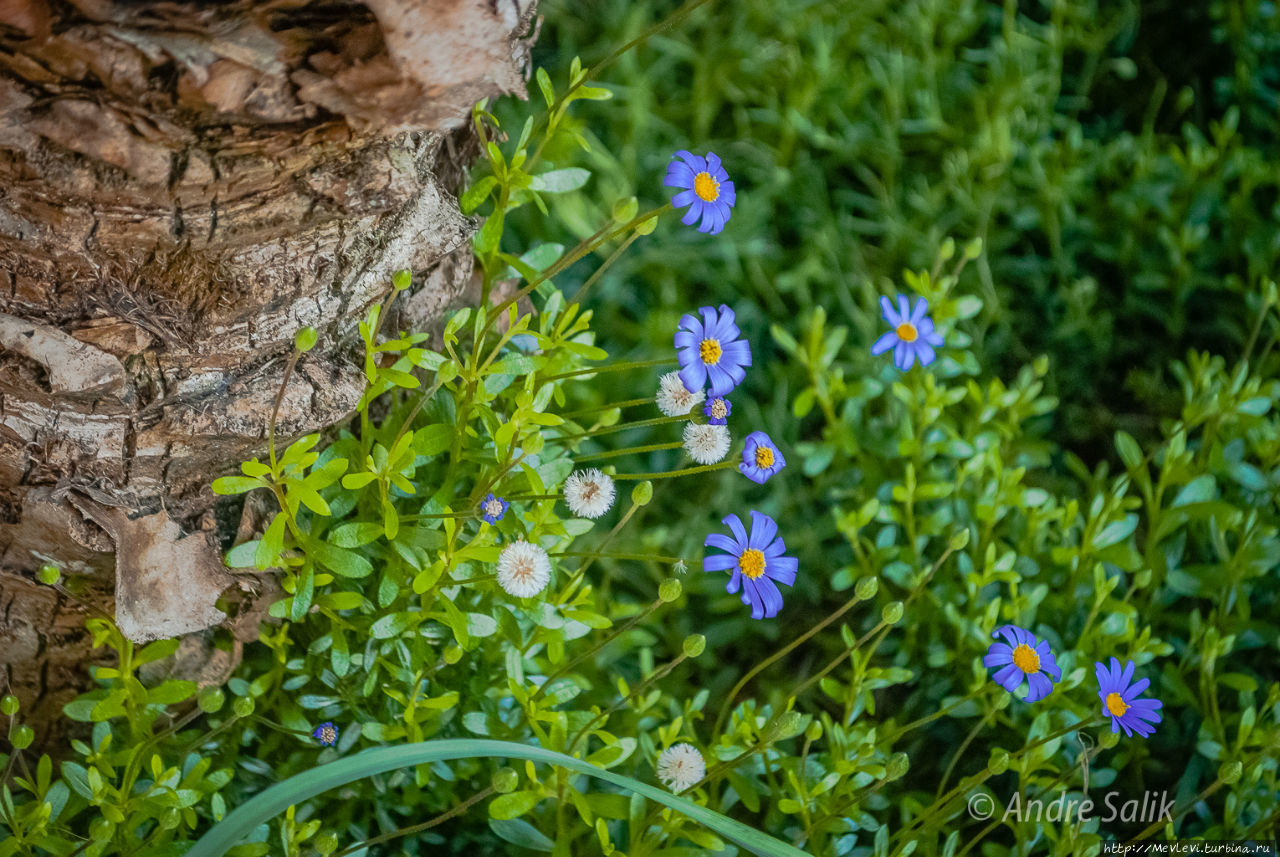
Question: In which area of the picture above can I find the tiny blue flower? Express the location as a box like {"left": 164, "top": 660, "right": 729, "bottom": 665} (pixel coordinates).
{"left": 984, "top": 625, "right": 1062, "bottom": 703}
{"left": 675, "top": 305, "right": 752, "bottom": 397}
{"left": 704, "top": 511, "right": 798, "bottom": 620}
{"left": 480, "top": 493, "right": 508, "bottom": 525}
{"left": 870, "top": 295, "right": 944, "bottom": 370}
{"left": 665, "top": 150, "right": 736, "bottom": 235}
{"left": 313, "top": 722, "right": 338, "bottom": 746}
{"left": 1096, "top": 657, "right": 1163, "bottom": 738}
{"left": 739, "top": 431, "right": 785, "bottom": 484}
{"left": 703, "top": 396, "right": 732, "bottom": 425}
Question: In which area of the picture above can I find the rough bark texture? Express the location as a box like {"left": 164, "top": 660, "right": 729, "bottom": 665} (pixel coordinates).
{"left": 0, "top": 0, "right": 535, "bottom": 744}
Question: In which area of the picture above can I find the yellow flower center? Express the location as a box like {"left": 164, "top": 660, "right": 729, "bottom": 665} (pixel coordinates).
{"left": 896, "top": 322, "right": 919, "bottom": 343}
{"left": 1105, "top": 692, "right": 1130, "bottom": 717}
{"left": 739, "top": 548, "right": 766, "bottom": 579}
{"left": 699, "top": 338, "right": 722, "bottom": 365}
{"left": 1011, "top": 643, "right": 1040, "bottom": 674}
{"left": 754, "top": 446, "right": 775, "bottom": 468}
{"left": 694, "top": 171, "right": 720, "bottom": 202}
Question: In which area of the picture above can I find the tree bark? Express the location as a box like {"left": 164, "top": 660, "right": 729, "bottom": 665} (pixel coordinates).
{"left": 0, "top": 0, "right": 534, "bottom": 742}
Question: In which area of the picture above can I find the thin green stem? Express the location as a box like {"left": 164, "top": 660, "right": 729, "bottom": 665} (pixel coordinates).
{"left": 541, "top": 358, "right": 673, "bottom": 383}
{"left": 553, "top": 550, "right": 691, "bottom": 564}
{"left": 557, "top": 413, "right": 692, "bottom": 442}
{"left": 612, "top": 460, "right": 736, "bottom": 481}
{"left": 332, "top": 786, "right": 496, "bottom": 857}
{"left": 530, "top": 597, "right": 664, "bottom": 704}
{"left": 560, "top": 398, "right": 654, "bottom": 420}
{"left": 570, "top": 233, "right": 639, "bottom": 306}
{"left": 573, "top": 441, "right": 683, "bottom": 463}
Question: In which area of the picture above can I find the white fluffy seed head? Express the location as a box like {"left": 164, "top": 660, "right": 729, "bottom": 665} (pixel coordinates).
{"left": 656, "top": 743, "right": 705, "bottom": 792}
{"left": 496, "top": 540, "right": 552, "bottom": 598}
{"left": 564, "top": 468, "right": 616, "bottom": 519}
{"left": 657, "top": 372, "right": 705, "bottom": 417}
{"left": 683, "top": 422, "right": 731, "bottom": 465}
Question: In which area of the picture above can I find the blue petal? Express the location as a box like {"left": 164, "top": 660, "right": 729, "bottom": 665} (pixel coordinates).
{"left": 1124, "top": 678, "right": 1150, "bottom": 699}
{"left": 705, "top": 151, "right": 722, "bottom": 173}
{"left": 1120, "top": 660, "right": 1136, "bottom": 687}
{"left": 679, "top": 362, "right": 707, "bottom": 393}
{"left": 894, "top": 342, "right": 915, "bottom": 371}
{"left": 674, "top": 150, "right": 704, "bottom": 170}
{"left": 725, "top": 569, "right": 742, "bottom": 595}
{"left": 748, "top": 511, "right": 778, "bottom": 551}
{"left": 765, "top": 555, "right": 798, "bottom": 586}
{"left": 706, "top": 363, "right": 736, "bottom": 398}
{"left": 915, "top": 343, "right": 937, "bottom": 367}
{"left": 681, "top": 200, "right": 703, "bottom": 226}
{"left": 741, "top": 577, "right": 765, "bottom": 619}
{"left": 665, "top": 161, "right": 696, "bottom": 188}
{"left": 993, "top": 664, "right": 1022, "bottom": 690}
{"left": 703, "top": 554, "right": 738, "bottom": 572}
{"left": 870, "top": 331, "right": 899, "bottom": 355}
{"left": 723, "top": 513, "right": 749, "bottom": 549}
{"left": 721, "top": 336, "right": 751, "bottom": 358}
{"left": 897, "top": 295, "right": 910, "bottom": 322}
{"left": 910, "top": 297, "right": 930, "bottom": 324}
{"left": 880, "top": 296, "right": 901, "bottom": 325}
{"left": 674, "top": 330, "right": 698, "bottom": 350}
{"left": 1026, "top": 673, "right": 1054, "bottom": 703}
{"left": 672, "top": 189, "right": 698, "bottom": 208}
{"left": 754, "top": 576, "right": 784, "bottom": 618}
{"left": 704, "top": 533, "right": 738, "bottom": 554}
{"left": 719, "top": 181, "right": 737, "bottom": 205}
{"left": 739, "top": 463, "right": 767, "bottom": 484}
{"left": 984, "top": 647, "right": 1013, "bottom": 668}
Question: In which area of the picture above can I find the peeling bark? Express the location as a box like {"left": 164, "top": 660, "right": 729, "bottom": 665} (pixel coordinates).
{"left": 0, "top": 0, "right": 535, "bottom": 747}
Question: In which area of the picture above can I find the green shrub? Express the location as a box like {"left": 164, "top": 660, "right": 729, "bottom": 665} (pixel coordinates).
{"left": 3, "top": 2, "right": 1279, "bottom": 855}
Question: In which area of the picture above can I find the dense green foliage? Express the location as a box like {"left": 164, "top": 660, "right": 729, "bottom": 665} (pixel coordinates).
{"left": 3, "top": 1, "right": 1279, "bottom": 855}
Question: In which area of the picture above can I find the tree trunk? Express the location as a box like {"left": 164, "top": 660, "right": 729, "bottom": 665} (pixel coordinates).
{"left": 0, "top": 0, "right": 534, "bottom": 743}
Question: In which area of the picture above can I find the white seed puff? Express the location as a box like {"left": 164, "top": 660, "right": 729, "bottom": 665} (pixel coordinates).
{"left": 563, "top": 468, "right": 616, "bottom": 519}
{"left": 657, "top": 371, "right": 705, "bottom": 417}
{"left": 683, "top": 422, "right": 731, "bottom": 465}
{"left": 656, "top": 743, "right": 705, "bottom": 792}
{"left": 496, "top": 540, "right": 552, "bottom": 598}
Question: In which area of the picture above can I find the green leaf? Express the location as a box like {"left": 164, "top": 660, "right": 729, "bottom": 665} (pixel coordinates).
{"left": 1092, "top": 514, "right": 1139, "bottom": 550}
{"left": 489, "top": 790, "right": 541, "bottom": 820}
{"left": 461, "top": 176, "right": 499, "bottom": 214}
{"left": 369, "top": 612, "right": 420, "bottom": 639}
{"left": 146, "top": 680, "right": 197, "bottom": 705}
{"left": 1114, "top": 431, "right": 1143, "bottom": 470}
{"left": 536, "top": 67, "right": 555, "bottom": 108}
{"left": 490, "top": 819, "right": 554, "bottom": 852}
{"left": 329, "top": 522, "right": 384, "bottom": 549}
{"left": 211, "top": 477, "right": 263, "bottom": 496}
{"left": 414, "top": 425, "right": 455, "bottom": 457}
{"left": 311, "top": 543, "right": 374, "bottom": 579}
{"left": 529, "top": 168, "right": 590, "bottom": 193}
{"left": 184, "top": 740, "right": 812, "bottom": 857}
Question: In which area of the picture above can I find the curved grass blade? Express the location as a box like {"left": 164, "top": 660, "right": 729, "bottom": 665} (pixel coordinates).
{"left": 186, "top": 738, "right": 810, "bottom": 857}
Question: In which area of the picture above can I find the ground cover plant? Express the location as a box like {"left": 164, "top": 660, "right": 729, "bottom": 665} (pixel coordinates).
{"left": 2, "top": 1, "right": 1279, "bottom": 855}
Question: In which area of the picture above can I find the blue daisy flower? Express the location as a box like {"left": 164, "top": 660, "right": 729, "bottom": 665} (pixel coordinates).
{"left": 983, "top": 624, "right": 1062, "bottom": 703}
{"left": 674, "top": 305, "right": 752, "bottom": 397}
{"left": 312, "top": 722, "right": 338, "bottom": 746}
{"left": 480, "top": 493, "right": 509, "bottom": 525}
{"left": 703, "top": 511, "right": 798, "bottom": 620}
{"left": 1095, "top": 657, "right": 1163, "bottom": 738}
{"left": 739, "top": 431, "right": 785, "bottom": 484}
{"left": 703, "top": 396, "right": 732, "bottom": 425}
{"left": 870, "top": 295, "right": 944, "bottom": 370}
{"left": 665, "top": 150, "right": 736, "bottom": 235}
